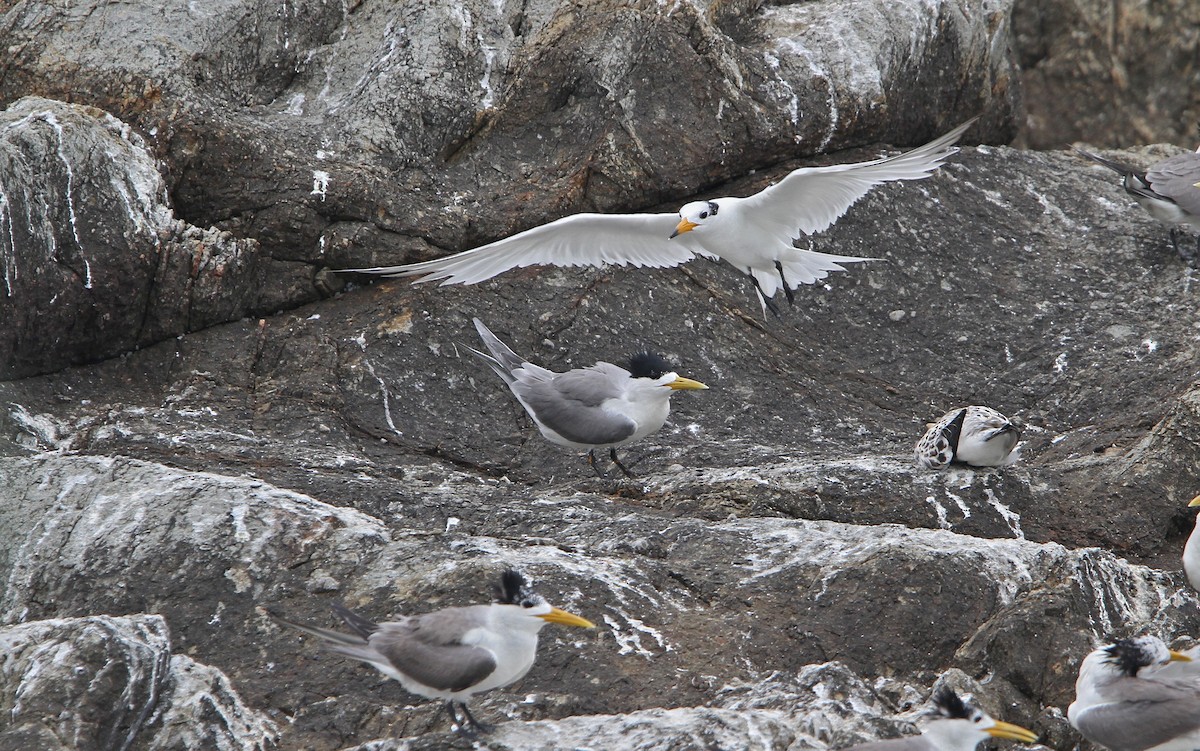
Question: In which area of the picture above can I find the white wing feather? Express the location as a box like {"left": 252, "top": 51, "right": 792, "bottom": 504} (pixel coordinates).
{"left": 346, "top": 212, "right": 699, "bottom": 285}
{"left": 741, "top": 118, "right": 977, "bottom": 241}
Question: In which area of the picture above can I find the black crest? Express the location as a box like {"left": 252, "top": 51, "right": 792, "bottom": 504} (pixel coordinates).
{"left": 494, "top": 569, "right": 530, "bottom": 605}
{"left": 931, "top": 687, "right": 972, "bottom": 720}
{"left": 1104, "top": 638, "right": 1157, "bottom": 676}
{"left": 628, "top": 351, "right": 675, "bottom": 380}
{"left": 706, "top": 200, "right": 719, "bottom": 216}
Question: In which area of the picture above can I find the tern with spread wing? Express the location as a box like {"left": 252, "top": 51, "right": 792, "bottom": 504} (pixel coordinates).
{"left": 270, "top": 569, "right": 594, "bottom": 735}
{"left": 467, "top": 318, "right": 707, "bottom": 476}
{"left": 839, "top": 686, "right": 1038, "bottom": 751}
{"left": 1074, "top": 146, "right": 1200, "bottom": 260}
{"left": 1068, "top": 636, "right": 1200, "bottom": 751}
{"left": 348, "top": 119, "right": 976, "bottom": 315}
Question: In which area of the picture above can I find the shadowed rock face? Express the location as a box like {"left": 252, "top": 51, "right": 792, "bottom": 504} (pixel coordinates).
{"left": 3, "top": 0, "right": 1200, "bottom": 749}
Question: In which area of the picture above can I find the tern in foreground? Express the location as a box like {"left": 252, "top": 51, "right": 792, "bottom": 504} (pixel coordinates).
{"left": 914, "top": 406, "right": 1020, "bottom": 469}
{"left": 839, "top": 686, "right": 1038, "bottom": 751}
{"left": 1068, "top": 636, "right": 1200, "bottom": 751}
{"left": 270, "top": 569, "right": 594, "bottom": 735}
{"left": 1183, "top": 494, "right": 1200, "bottom": 592}
{"left": 467, "top": 318, "right": 707, "bottom": 476}
{"left": 347, "top": 119, "right": 976, "bottom": 315}
{"left": 1074, "top": 146, "right": 1200, "bottom": 260}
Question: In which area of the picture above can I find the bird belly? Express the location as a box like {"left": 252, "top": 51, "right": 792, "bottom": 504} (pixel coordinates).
{"left": 1184, "top": 520, "right": 1200, "bottom": 591}
{"left": 1137, "top": 195, "right": 1191, "bottom": 226}
{"left": 459, "top": 629, "right": 538, "bottom": 696}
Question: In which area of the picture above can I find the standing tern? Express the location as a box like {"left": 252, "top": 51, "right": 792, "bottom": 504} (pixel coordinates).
{"left": 1074, "top": 146, "right": 1200, "bottom": 260}
{"left": 839, "top": 686, "right": 1038, "bottom": 751}
{"left": 467, "top": 318, "right": 707, "bottom": 476}
{"left": 347, "top": 119, "right": 976, "bottom": 315}
{"left": 914, "top": 406, "right": 1021, "bottom": 469}
{"left": 1183, "top": 494, "right": 1200, "bottom": 592}
{"left": 270, "top": 569, "right": 595, "bottom": 735}
{"left": 1068, "top": 636, "right": 1199, "bottom": 751}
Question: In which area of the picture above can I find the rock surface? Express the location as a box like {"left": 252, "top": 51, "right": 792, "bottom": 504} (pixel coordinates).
{"left": 0, "top": 614, "right": 276, "bottom": 751}
{"left": 3, "top": 0, "right": 1200, "bottom": 750}
{"left": 1012, "top": 0, "right": 1200, "bottom": 149}
{"left": 0, "top": 97, "right": 263, "bottom": 379}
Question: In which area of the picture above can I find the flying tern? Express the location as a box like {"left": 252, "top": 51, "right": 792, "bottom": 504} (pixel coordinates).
{"left": 1074, "top": 146, "right": 1200, "bottom": 260}
{"left": 270, "top": 569, "right": 595, "bottom": 735}
{"left": 467, "top": 318, "right": 707, "bottom": 476}
{"left": 347, "top": 119, "right": 977, "bottom": 315}
{"left": 1068, "top": 636, "right": 1200, "bottom": 751}
{"left": 839, "top": 686, "right": 1038, "bottom": 751}
{"left": 914, "top": 406, "right": 1021, "bottom": 469}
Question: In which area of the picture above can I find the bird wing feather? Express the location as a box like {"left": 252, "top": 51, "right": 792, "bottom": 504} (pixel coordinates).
{"left": 369, "top": 608, "right": 499, "bottom": 693}
{"left": 1074, "top": 697, "right": 1200, "bottom": 751}
{"left": 740, "top": 118, "right": 975, "bottom": 239}
{"left": 512, "top": 364, "right": 637, "bottom": 446}
{"left": 346, "top": 213, "right": 698, "bottom": 285}
{"left": 1147, "top": 153, "right": 1200, "bottom": 216}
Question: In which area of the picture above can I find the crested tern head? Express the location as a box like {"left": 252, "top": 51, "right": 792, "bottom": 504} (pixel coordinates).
{"left": 914, "top": 406, "right": 1020, "bottom": 469}
{"left": 1074, "top": 147, "right": 1200, "bottom": 260}
{"left": 270, "top": 569, "right": 594, "bottom": 736}
{"left": 840, "top": 687, "right": 1037, "bottom": 751}
{"left": 344, "top": 119, "right": 977, "bottom": 316}
{"left": 1068, "top": 636, "right": 1199, "bottom": 751}
{"left": 467, "top": 318, "right": 707, "bottom": 477}
{"left": 1183, "top": 494, "right": 1200, "bottom": 592}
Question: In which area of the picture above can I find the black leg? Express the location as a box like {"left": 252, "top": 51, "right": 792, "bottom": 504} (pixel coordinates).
{"left": 775, "top": 260, "right": 795, "bottom": 305}
{"left": 586, "top": 449, "right": 609, "bottom": 478}
{"left": 456, "top": 702, "right": 494, "bottom": 735}
{"left": 748, "top": 272, "right": 781, "bottom": 317}
{"left": 610, "top": 448, "right": 637, "bottom": 478}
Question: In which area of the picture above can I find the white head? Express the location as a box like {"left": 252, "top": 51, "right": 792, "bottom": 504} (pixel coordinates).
{"left": 671, "top": 200, "right": 721, "bottom": 238}
{"left": 492, "top": 569, "right": 594, "bottom": 633}
{"left": 920, "top": 687, "right": 1038, "bottom": 751}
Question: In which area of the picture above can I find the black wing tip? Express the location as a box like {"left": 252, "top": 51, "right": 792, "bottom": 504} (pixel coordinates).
{"left": 931, "top": 686, "right": 971, "bottom": 719}
{"left": 495, "top": 569, "right": 530, "bottom": 604}
{"left": 628, "top": 351, "right": 675, "bottom": 379}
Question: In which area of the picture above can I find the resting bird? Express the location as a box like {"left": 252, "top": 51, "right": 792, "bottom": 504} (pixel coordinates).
{"left": 914, "top": 406, "right": 1020, "bottom": 469}
{"left": 1074, "top": 146, "right": 1200, "bottom": 261}
{"left": 838, "top": 686, "right": 1038, "bottom": 751}
{"left": 270, "top": 569, "right": 594, "bottom": 735}
{"left": 347, "top": 119, "right": 976, "bottom": 315}
{"left": 467, "top": 318, "right": 707, "bottom": 476}
{"left": 1068, "top": 636, "right": 1199, "bottom": 751}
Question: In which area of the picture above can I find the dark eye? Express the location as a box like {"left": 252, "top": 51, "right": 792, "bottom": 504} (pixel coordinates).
{"left": 521, "top": 598, "right": 536, "bottom": 608}
{"left": 699, "top": 211, "right": 708, "bottom": 219}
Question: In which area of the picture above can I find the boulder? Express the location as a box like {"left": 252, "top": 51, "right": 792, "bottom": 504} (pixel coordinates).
{"left": 0, "top": 614, "right": 276, "bottom": 751}
{"left": 0, "top": 97, "right": 262, "bottom": 379}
